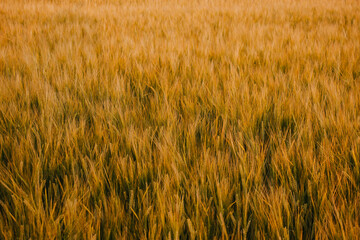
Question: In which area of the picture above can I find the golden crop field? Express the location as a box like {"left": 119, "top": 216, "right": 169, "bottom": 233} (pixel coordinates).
{"left": 0, "top": 0, "right": 359, "bottom": 239}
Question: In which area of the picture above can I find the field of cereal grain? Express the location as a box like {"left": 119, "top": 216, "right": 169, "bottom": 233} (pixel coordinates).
{"left": 0, "top": 0, "right": 359, "bottom": 238}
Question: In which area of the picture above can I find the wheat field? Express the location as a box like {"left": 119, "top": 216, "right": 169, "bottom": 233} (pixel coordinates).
{"left": 0, "top": 0, "right": 359, "bottom": 239}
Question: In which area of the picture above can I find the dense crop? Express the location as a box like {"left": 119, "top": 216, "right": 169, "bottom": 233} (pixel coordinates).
{"left": 0, "top": 0, "right": 359, "bottom": 239}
